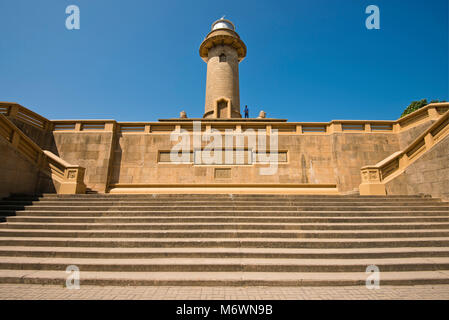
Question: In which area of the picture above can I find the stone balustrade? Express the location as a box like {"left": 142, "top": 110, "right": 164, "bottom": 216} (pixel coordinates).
{"left": 360, "top": 109, "right": 449, "bottom": 195}
{"left": 0, "top": 102, "right": 52, "bottom": 131}
{"left": 49, "top": 103, "right": 449, "bottom": 135}
{"left": 2, "top": 101, "right": 447, "bottom": 136}
{"left": 0, "top": 113, "right": 86, "bottom": 194}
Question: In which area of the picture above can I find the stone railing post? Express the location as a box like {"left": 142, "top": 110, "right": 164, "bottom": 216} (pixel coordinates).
{"left": 424, "top": 132, "right": 435, "bottom": 149}
{"left": 329, "top": 123, "right": 342, "bottom": 134}
{"left": 365, "top": 123, "right": 372, "bottom": 132}
{"left": 11, "top": 131, "right": 21, "bottom": 147}
{"left": 58, "top": 166, "right": 86, "bottom": 194}
{"left": 427, "top": 107, "right": 440, "bottom": 120}
{"left": 43, "top": 151, "right": 86, "bottom": 194}
{"left": 359, "top": 166, "right": 386, "bottom": 196}
{"left": 8, "top": 105, "right": 19, "bottom": 119}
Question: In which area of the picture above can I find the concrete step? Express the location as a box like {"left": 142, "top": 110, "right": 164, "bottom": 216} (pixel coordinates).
{"left": 4, "top": 205, "right": 448, "bottom": 212}
{"left": 1, "top": 229, "right": 449, "bottom": 239}
{"left": 4, "top": 210, "right": 449, "bottom": 217}
{"left": 1, "top": 257, "right": 449, "bottom": 272}
{"left": 2, "top": 246, "right": 449, "bottom": 259}
{"left": 7, "top": 216, "right": 449, "bottom": 224}
{"left": 1, "top": 237, "right": 449, "bottom": 248}
{"left": 1, "top": 200, "right": 443, "bottom": 206}
{"left": 16, "top": 194, "right": 427, "bottom": 199}
{"left": 2, "top": 222, "right": 449, "bottom": 231}
{"left": 0, "top": 193, "right": 447, "bottom": 287}
{"left": 0, "top": 270, "right": 448, "bottom": 286}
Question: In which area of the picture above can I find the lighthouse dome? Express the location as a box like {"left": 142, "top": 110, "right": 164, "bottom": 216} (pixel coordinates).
{"left": 211, "top": 17, "right": 235, "bottom": 31}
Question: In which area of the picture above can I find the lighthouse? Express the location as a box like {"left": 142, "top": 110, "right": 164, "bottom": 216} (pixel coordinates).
{"left": 199, "top": 17, "right": 247, "bottom": 118}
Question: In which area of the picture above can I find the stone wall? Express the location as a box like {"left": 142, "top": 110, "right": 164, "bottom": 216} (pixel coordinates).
{"left": 7, "top": 119, "right": 57, "bottom": 153}
{"left": 331, "top": 133, "right": 400, "bottom": 192}
{"left": 0, "top": 137, "right": 42, "bottom": 199}
{"left": 53, "top": 131, "right": 115, "bottom": 193}
{"left": 46, "top": 112, "right": 446, "bottom": 194}
{"left": 385, "top": 134, "right": 449, "bottom": 201}
{"left": 398, "top": 119, "right": 437, "bottom": 149}
{"left": 108, "top": 131, "right": 400, "bottom": 192}
{"left": 110, "top": 133, "right": 337, "bottom": 186}
{"left": 49, "top": 119, "right": 447, "bottom": 197}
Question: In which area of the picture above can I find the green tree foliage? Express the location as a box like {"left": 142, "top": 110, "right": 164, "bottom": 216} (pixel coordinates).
{"left": 401, "top": 99, "right": 446, "bottom": 118}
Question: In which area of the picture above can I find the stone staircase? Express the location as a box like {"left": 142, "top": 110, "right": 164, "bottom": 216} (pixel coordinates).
{"left": 0, "top": 194, "right": 448, "bottom": 286}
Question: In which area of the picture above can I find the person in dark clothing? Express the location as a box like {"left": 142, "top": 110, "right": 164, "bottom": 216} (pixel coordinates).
{"left": 244, "top": 105, "right": 249, "bottom": 118}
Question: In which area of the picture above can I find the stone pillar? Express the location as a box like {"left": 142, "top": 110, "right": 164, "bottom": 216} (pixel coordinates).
{"left": 359, "top": 166, "right": 387, "bottom": 195}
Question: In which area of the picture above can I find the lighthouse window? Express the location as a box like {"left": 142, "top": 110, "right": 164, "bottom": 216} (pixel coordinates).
{"left": 219, "top": 54, "right": 227, "bottom": 62}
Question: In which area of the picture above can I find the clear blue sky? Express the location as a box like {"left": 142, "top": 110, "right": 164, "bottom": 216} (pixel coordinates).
{"left": 0, "top": 0, "right": 447, "bottom": 122}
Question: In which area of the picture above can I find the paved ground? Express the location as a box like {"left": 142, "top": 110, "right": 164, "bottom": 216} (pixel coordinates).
{"left": 1, "top": 284, "right": 449, "bottom": 300}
